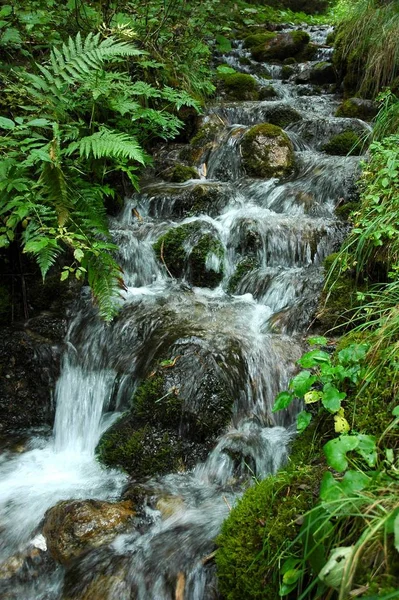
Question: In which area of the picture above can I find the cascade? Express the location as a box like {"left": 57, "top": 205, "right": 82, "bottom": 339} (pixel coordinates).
{"left": 0, "top": 25, "right": 369, "bottom": 599}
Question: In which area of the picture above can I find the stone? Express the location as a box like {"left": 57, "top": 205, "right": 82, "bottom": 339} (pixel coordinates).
{"left": 240, "top": 123, "right": 295, "bottom": 179}
{"left": 251, "top": 30, "right": 310, "bottom": 63}
{"left": 43, "top": 500, "right": 135, "bottom": 565}
{"left": 335, "top": 98, "right": 379, "bottom": 121}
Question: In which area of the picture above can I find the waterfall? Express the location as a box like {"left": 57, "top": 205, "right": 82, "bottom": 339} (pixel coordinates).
{"left": 0, "top": 24, "right": 367, "bottom": 600}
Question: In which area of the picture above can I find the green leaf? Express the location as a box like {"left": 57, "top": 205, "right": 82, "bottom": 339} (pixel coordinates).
{"left": 26, "top": 118, "right": 53, "bottom": 127}
{"left": 340, "top": 470, "right": 370, "bottom": 494}
{"left": 282, "top": 569, "right": 302, "bottom": 586}
{"left": 356, "top": 434, "right": 377, "bottom": 467}
{"left": 392, "top": 405, "right": 399, "bottom": 417}
{"left": 338, "top": 343, "right": 368, "bottom": 366}
{"left": 298, "top": 349, "right": 331, "bottom": 368}
{"left": 290, "top": 370, "right": 316, "bottom": 397}
{"left": 60, "top": 270, "right": 69, "bottom": 281}
{"left": 216, "top": 34, "right": 232, "bottom": 52}
{"left": 321, "top": 384, "right": 346, "bottom": 413}
{"left": 272, "top": 391, "right": 293, "bottom": 412}
{"left": 323, "top": 435, "right": 359, "bottom": 471}
{"left": 74, "top": 248, "right": 84, "bottom": 262}
{"left": 308, "top": 336, "right": 327, "bottom": 346}
{"left": 0, "top": 5, "right": 12, "bottom": 18}
{"left": 297, "top": 410, "right": 312, "bottom": 433}
{"left": 0, "top": 117, "right": 15, "bottom": 130}
{"left": 216, "top": 64, "right": 236, "bottom": 74}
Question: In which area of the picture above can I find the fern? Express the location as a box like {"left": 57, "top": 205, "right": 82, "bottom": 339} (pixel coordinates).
{"left": 86, "top": 250, "right": 125, "bottom": 321}
{"left": 66, "top": 128, "right": 149, "bottom": 163}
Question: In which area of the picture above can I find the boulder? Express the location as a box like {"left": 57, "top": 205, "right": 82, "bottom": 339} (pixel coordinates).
{"left": 153, "top": 222, "right": 224, "bottom": 288}
{"left": 251, "top": 30, "right": 310, "bottom": 63}
{"left": 43, "top": 500, "right": 135, "bottom": 565}
{"left": 217, "top": 72, "right": 259, "bottom": 101}
{"left": 240, "top": 123, "right": 295, "bottom": 178}
{"left": 309, "top": 62, "right": 336, "bottom": 85}
{"left": 322, "top": 131, "right": 363, "bottom": 156}
{"left": 336, "top": 98, "right": 379, "bottom": 121}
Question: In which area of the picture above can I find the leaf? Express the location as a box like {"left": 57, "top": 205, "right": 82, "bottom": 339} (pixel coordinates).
{"left": 392, "top": 405, "right": 399, "bottom": 417}
{"left": 356, "top": 434, "right": 377, "bottom": 467}
{"left": 318, "top": 547, "right": 355, "bottom": 589}
{"left": 0, "top": 117, "right": 15, "bottom": 130}
{"left": 26, "top": 118, "right": 53, "bottom": 127}
{"left": 308, "top": 336, "right": 327, "bottom": 346}
{"left": 297, "top": 410, "right": 312, "bottom": 433}
{"left": 304, "top": 390, "right": 323, "bottom": 404}
{"left": 298, "top": 349, "right": 331, "bottom": 368}
{"left": 290, "top": 370, "right": 316, "bottom": 397}
{"left": 321, "top": 384, "right": 346, "bottom": 413}
{"left": 282, "top": 569, "right": 302, "bottom": 586}
{"left": 334, "top": 408, "right": 350, "bottom": 433}
{"left": 74, "top": 248, "right": 84, "bottom": 262}
{"left": 215, "top": 34, "right": 232, "bottom": 52}
{"left": 216, "top": 64, "right": 236, "bottom": 74}
{"left": 340, "top": 470, "right": 370, "bottom": 495}
{"left": 338, "top": 343, "right": 368, "bottom": 366}
{"left": 323, "top": 435, "right": 359, "bottom": 471}
{"left": 60, "top": 270, "right": 69, "bottom": 281}
{"left": 272, "top": 391, "right": 293, "bottom": 412}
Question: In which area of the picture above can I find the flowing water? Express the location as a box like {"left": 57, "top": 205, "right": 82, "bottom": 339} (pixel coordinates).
{"left": 0, "top": 26, "right": 369, "bottom": 599}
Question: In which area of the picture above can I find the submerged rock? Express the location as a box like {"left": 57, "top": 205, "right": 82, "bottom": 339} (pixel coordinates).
{"left": 240, "top": 123, "right": 295, "bottom": 178}
{"left": 43, "top": 500, "right": 135, "bottom": 565}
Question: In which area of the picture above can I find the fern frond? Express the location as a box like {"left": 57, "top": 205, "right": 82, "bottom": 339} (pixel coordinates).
{"left": 87, "top": 250, "right": 125, "bottom": 321}
{"left": 40, "top": 161, "right": 70, "bottom": 226}
{"left": 66, "top": 128, "right": 148, "bottom": 164}
{"left": 24, "top": 235, "right": 61, "bottom": 279}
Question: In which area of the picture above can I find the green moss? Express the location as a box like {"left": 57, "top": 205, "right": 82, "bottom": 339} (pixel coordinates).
{"left": 228, "top": 258, "right": 259, "bottom": 294}
{"left": 169, "top": 164, "right": 200, "bottom": 183}
{"left": 335, "top": 200, "right": 360, "bottom": 221}
{"left": 217, "top": 72, "right": 259, "bottom": 101}
{"left": 326, "top": 31, "right": 336, "bottom": 45}
{"left": 216, "top": 464, "right": 324, "bottom": 600}
{"left": 153, "top": 223, "right": 224, "bottom": 287}
{"left": 335, "top": 98, "right": 378, "bottom": 120}
{"left": 251, "top": 30, "right": 310, "bottom": 63}
{"left": 322, "top": 131, "right": 363, "bottom": 156}
{"left": 241, "top": 123, "right": 295, "bottom": 179}
{"left": 132, "top": 375, "right": 183, "bottom": 428}
{"left": 283, "top": 57, "right": 297, "bottom": 65}
{"left": 281, "top": 64, "right": 295, "bottom": 80}
{"left": 243, "top": 32, "right": 276, "bottom": 50}
{"left": 290, "top": 30, "right": 310, "bottom": 45}
{"left": 258, "top": 85, "right": 278, "bottom": 100}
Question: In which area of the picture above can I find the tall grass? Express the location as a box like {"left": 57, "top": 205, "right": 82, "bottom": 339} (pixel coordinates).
{"left": 335, "top": 0, "right": 399, "bottom": 98}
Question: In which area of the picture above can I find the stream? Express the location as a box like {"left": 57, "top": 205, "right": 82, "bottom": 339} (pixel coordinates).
{"left": 0, "top": 25, "right": 369, "bottom": 600}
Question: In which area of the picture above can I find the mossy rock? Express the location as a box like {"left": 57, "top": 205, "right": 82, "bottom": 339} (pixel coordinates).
{"left": 309, "top": 62, "right": 336, "bottom": 85}
{"left": 240, "top": 123, "right": 295, "bottom": 179}
{"left": 169, "top": 164, "right": 200, "bottom": 183}
{"left": 153, "top": 222, "right": 224, "bottom": 288}
{"left": 281, "top": 64, "right": 295, "bottom": 81}
{"left": 183, "top": 116, "right": 225, "bottom": 165}
{"left": 243, "top": 32, "right": 276, "bottom": 50}
{"left": 322, "top": 131, "right": 363, "bottom": 156}
{"left": 217, "top": 72, "right": 259, "bottom": 101}
{"left": 262, "top": 104, "right": 303, "bottom": 129}
{"left": 251, "top": 30, "right": 310, "bottom": 63}
{"left": 335, "top": 200, "right": 360, "bottom": 221}
{"left": 335, "top": 98, "right": 378, "bottom": 121}
{"left": 216, "top": 464, "right": 324, "bottom": 600}
{"left": 228, "top": 258, "right": 260, "bottom": 294}
{"left": 283, "top": 57, "right": 297, "bottom": 65}
{"left": 258, "top": 85, "right": 278, "bottom": 100}
{"left": 97, "top": 340, "right": 236, "bottom": 478}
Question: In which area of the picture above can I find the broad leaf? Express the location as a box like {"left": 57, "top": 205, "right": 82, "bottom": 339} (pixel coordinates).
{"left": 290, "top": 370, "right": 316, "bottom": 397}
{"left": 272, "top": 391, "right": 293, "bottom": 412}
{"left": 322, "top": 384, "right": 346, "bottom": 413}
{"left": 323, "top": 435, "right": 359, "bottom": 471}
{"left": 298, "top": 349, "right": 330, "bottom": 368}
{"left": 297, "top": 410, "right": 312, "bottom": 433}
{"left": 356, "top": 434, "right": 377, "bottom": 467}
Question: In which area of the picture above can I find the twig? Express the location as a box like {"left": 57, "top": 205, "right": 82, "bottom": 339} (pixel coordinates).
{"left": 160, "top": 240, "right": 174, "bottom": 279}
{"left": 202, "top": 550, "right": 216, "bottom": 565}
{"left": 223, "top": 495, "right": 232, "bottom": 511}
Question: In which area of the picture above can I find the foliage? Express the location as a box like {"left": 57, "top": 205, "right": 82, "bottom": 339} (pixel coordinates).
{"left": 333, "top": 0, "right": 399, "bottom": 98}
{"left": 0, "top": 30, "right": 200, "bottom": 319}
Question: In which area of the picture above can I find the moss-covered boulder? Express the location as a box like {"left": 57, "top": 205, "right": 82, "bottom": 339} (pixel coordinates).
{"left": 97, "top": 339, "right": 236, "bottom": 478}
{"left": 322, "top": 131, "right": 363, "bottom": 155}
{"left": 217, "top": 71, "right": 259, "bottom": 101}
{"left": 43, "top": 500, "right": 135, "bottom": 565}
{"left": 281, "top": 64, "right": 295, "bottom": 80}
{"left": 153, "top": 222, "right": 224, "bottom": 287}
{"left": 251, "top": 30, "right": 310, "bottom": 63}
{"left": 228, "top": 258, "right": 260, "bottom": 294}
{"left": 263, "top": 104, "right": 302, "bottom": 128}
{"left": 309, "top": 61, "right": 336, "bottom": 84}
{"left": 216, "top": 464, "right": 324, "bottom": 600}
{"left": 169, "top": 164, "right": 200, "bottom": 183}
{"left": 335, "top": 98, "right": 378, "bottom": 121}
{"left": 258, "top": 85, "right": 278, "bottom": 100}
{"left": 243, "top": 32, "right": 276, "bottom": 50}
{"left": 182, "top": 114, "right": 226, "bottom": 165}
{"left": 240, "top": 123, "right": 295, "bottom": 179}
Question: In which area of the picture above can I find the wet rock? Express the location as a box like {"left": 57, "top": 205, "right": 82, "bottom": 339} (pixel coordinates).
{"left": 43, "top": 500, "right": 135, "bottom": 565}
{"left": 281, "top": 64, "right": 296, "bottom": 81}
{"left": 251, "top": 30, "right": 310, "bottom": 63}
{"left": 97, "top": 337, "right": 240, "bottom": 478}
{"left": 156, "top": 495, "right": 185, "bottom": 519}
{"left": 336, "top": 98, "right": 378, "bottom": 121}
{"left": 181, "top": 114, "right": 226, "bottom": 166}
{"left": 322, "top": 131, "right": 363, "bottom": 156}
{"left": 169, "top": 164, "right": 200, "bottom": 183}
{"left": 153, "top": 221, "right": 224, "bottom": 287}
{"left": 217, "top": 72, "right": 259, "bottom": 101}
{"left": 258, "top": 85, "right": 278, "bottom": 100}
{"left": 296, "top": 62, "right": 336, "bottom": 85}
{"left": 0, "top": 321, "right": 65, "bottom": 432}
{"left": 240, "top": 123, "right": 295, "bottom": 179}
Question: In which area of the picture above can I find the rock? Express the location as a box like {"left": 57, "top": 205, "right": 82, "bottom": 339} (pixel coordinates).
{"left": 169, "top": 164, "right": 200, "bottom": 183}
{"left": 243, "top": 32, "right": 276, "bottom": 50}
{"left": 258, "top": 85, "right": 278, "bottom": 100}
{"left": 181, "top": 114, "right": 226, "bottom": 166}
{"left": 335, "top": 98, "right": 379, "bottom": 121}
{"left": 251, "top": 30, "right": 310, "bottom": 63}
{"left": 322, "top": 131, "right": 363, "bottom": 156}
{"left": 309, "top": 62, "right": 336, "bottom": 85}
{"left": 43, "top": 500, "right": 135, "bottom": 565}
{"left": 0, "top": 542, "right": 56, "bottom": 599}
{"left": 156, "top": 495, "right": 185, "bottom": 519}
{"left": 240, "top": 123, "right": 295, "bottom": 179}
{"left": 97, "top": 337, "right": 240, "bottom": 478}
{"left": 153, "top": 221, "right": 224, "bottom": 287}
{"left": 281, "top": 64, "right": 296, "bottom": 81}
{"left": 217, "top": 72, "right": 259, "bottom": 101}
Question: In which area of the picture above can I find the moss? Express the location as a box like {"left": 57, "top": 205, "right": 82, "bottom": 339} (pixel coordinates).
{"left": 132, "top": 375, "right": 183, "bottom": 428}
{"left": 281, "top": 65, "right": 295, "bottom": 80}
{"left": 326, "top": 31, "right": 336, "bottom": 45}
{"left": 216, "top": 464, "right": 324, "bottom": 600}
{"left": 241, "top": 123, "right": 295, "bottom": 179}
{"left": 335, "top": 98, "right": 378, "bottom": 120}
{"left": 251, "top": 30, "right": 310, "bottom": 63}
{"left": 290, "top": 30, "right": 310, "bottom": 45}
{"left": 169, "top": 164, "right": 200, "bottom": 183}
{"left": 217, "top": 72, "right": 259, "bottom": 101}
{"left": 335, "top": 200, "right": 360, "bottom": 221}
{"left": 153, "top": 223, "right": 224, "bottom": 287}
{"left": 265, "top": 105, "right": 302, "bottom": 128}
{"left": 283, "top": 57, "right": 297, "bottom": 65}
{"left": 243, "top": 32, "right": 276, "bottom": 50}
{"left": 258, "top": 85, "right": 278, "bottom": 100}
{"left": 228, "top": 258, "right": 259, "bottom": 294}
{"left": 322, "top": 131, "right": 363, "bottom": 156}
